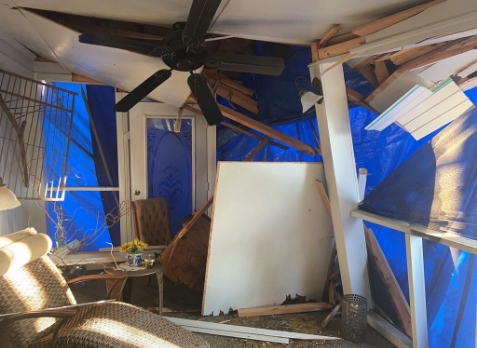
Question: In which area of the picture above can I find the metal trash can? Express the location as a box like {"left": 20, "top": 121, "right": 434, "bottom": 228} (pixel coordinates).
{"left": 341, "top": 294, "right": 367, "bottom": 342}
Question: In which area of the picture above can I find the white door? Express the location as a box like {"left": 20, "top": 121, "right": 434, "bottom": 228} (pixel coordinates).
{"left": 119, "top": 101, "right": 216, "bottom": 242}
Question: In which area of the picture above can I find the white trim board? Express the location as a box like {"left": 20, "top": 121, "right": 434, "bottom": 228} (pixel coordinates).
{"left": 202, "top": 162, "right": 333, "bottom": 316}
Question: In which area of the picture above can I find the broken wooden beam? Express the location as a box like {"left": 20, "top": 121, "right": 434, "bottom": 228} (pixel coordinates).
{"left": 237, "top": 302, "right": 333, "bottom": 318}
{"left": 312, "top": 36, "right": 365, "bottom": 62}
{"left": 321, "top": 303, "right": 342, "bottom": 328}
{"left": 316, "top": 25, "right": 341, "bottom": 49}
{"left": 221, "top": 122, "right": 289, "bottom": 150}
{"left": 183, "top": 104, "right": 318, "bottom": 156}
{"left": 244, "top": 137, "right": 269, "bottom": 161}
{"left": 346, "top": 87, "right": 379, "bottom": 114}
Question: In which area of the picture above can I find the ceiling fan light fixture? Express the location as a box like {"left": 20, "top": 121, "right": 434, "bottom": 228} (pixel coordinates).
{"left": 0, "top": 178, "right": 21, "bottom": 211}
{"left": 295, "top": 77, "right": 323, "bottom": 113}
{"left": 300, "top": 90, "right": 323, "bottom": 113}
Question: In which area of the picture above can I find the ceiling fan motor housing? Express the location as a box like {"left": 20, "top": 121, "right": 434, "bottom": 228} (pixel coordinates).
{"left": 161, "top": 28, "right": 206, "bottom": 72}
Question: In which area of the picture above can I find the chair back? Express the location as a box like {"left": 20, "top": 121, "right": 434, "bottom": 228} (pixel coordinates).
{"left": 131, "top": 197, "right": 172, "bottom": 245}
{"left": 0, "top": 230, "right": 76, "bottom": 347}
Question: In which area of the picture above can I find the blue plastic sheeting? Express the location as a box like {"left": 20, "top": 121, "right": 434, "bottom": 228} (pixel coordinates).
{"left": 218, "top": 117, "right": 321, "bottom": 162}
{"left": 45, "top": 83, "right": 113, "bottom": 252}
{"left": 218, "top": 39, "right": 477, "bottom": 345}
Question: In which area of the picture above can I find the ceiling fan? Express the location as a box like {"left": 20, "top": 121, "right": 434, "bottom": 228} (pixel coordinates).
{"left": 78, "top": 0, "right": 285, "bottom": 125}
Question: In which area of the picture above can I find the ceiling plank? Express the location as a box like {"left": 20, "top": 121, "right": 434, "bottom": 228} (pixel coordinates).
{"left": 352, "top": 0, "right": 446, "bottom": 37}
{"left": 183, "top": 104, "right": 318, "bottom": 156}
{"left": 366, "top": 35, "right": 477, "bottom": 103}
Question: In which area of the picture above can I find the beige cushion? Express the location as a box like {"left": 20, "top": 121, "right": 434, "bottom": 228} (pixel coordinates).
{"left": 0, "top": 229, "right": 52, "bottom": 276}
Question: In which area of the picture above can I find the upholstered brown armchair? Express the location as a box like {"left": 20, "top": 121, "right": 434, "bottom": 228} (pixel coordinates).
{"left": 131, "top": 197, "right": 172, "bottom": 246}
{"left": 0, "top": 229, "right": 209, "bottom": 348}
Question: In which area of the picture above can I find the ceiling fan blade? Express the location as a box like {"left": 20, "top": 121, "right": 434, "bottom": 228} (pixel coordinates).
{"left": 182, "top": 0, "right": 222, "bottom": 53}
{"left": 79, "top": 33, "right": 164, "bottom": 57}
{"left": 114, "top": 70, "right": 172, "bottom": 112}
{"left": 187, "top": 73, "right": 223, "bottom": 125}
{"left": 206, "top": 53, "right": 285, "bottom": 76}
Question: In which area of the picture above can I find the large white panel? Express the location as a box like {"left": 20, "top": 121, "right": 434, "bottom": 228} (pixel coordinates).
{"left": 202, "top": 162, "right": 333, "bottom": 316}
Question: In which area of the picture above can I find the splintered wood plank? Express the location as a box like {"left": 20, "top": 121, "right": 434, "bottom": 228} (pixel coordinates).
{"left": 352, "top": 0, "right": 446, "bottom": 37}
{"left": 367, "top": 35, "right": 477, "bottom": 103}
{"left": 317, "top": 25, "right": 341, "bottom": 49}
{"left": 244, "top": 137, "right": 269, "bottom": 161}
{"left": 237, "top": 302, "right": 333, "bottom": 318}
{"left": 315, "top": 180, "right": 331, "bottom": 216}
{"left": 313, "top": 36, "right": 365, "bottom": 61}
{"left": 221, "top": 122, "right": 288, "bottom": 150}
{"left": 374, "top": 61, "right": 390, "bottom": 84}
{"left": 184, "top": 104, "right": 318, "bottom": 156}
{"left": 365, "top": 227, "right": 412, "bottom": 337}
{"left": 321, "top": 303, "right": 341, "bottom": 328}
{"left": 389, "top": 42, "right": 447, "bottom": 66}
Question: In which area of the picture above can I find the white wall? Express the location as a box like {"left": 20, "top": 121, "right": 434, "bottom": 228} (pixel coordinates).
{"left": 0, "top": 31, "right": 46, "bottom": 236}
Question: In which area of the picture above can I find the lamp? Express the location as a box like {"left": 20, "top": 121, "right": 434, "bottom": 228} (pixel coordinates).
{"left": 295, "top": 77, "right": 323, "bottom": 113}
{"left": 0, "top": 177, "right": 21, "bottom": 211}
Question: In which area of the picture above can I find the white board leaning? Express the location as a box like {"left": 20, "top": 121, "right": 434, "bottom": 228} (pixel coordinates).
{"left": 202, "top": 162, "right": 334, "bottom": 316}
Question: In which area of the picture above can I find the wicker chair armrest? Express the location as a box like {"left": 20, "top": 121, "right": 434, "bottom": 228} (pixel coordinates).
{"left": 67, "top": 273, "right": 125, "bottom": 285}
{"left": 0, "top": 309, "right": 76, "bottom": 328}
{"left": 67, "top": 274, "right": 126, "bottom": 299}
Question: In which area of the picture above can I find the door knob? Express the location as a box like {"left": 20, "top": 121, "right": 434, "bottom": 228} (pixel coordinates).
{"left": 134, "top": 190, "right": 140, "bottom": 196}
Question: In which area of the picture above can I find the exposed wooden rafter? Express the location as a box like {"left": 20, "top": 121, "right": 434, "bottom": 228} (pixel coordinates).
{"left": 183, "top": 104, "right": 318, "bottom": 156}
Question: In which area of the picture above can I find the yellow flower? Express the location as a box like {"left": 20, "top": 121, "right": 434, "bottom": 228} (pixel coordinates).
{"left": 119, "top": 239, "right": 148, "bottom": 254}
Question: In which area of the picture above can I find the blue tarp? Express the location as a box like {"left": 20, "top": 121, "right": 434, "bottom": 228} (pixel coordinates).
{"left": 217, "top": 44, "right": 477, "bottom": 347}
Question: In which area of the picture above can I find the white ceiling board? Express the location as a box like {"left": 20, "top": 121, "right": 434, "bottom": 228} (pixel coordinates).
{"left": 352, "top": 0, "right": 477, "bottom": 55}
{"left": 18, "top": 10, "right": 191, "bottom": 107}
{"left": 209, "top": 0, "right": 427, "bottom": 44}
{"left": 12, "top": 0, "right": 196, "bottom": 27}
{"left": 370, "top": 69, "right": 434, "bottom": 113}
{"left": 418, "top": 50, "right": 477, "bottom": 82}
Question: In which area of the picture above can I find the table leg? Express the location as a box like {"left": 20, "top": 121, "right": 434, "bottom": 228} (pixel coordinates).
{"left": 121, "top": 277, "right": 133, "bottom": 303}
{"left": 156, "top": 269, "right": 163, "bottom": 315}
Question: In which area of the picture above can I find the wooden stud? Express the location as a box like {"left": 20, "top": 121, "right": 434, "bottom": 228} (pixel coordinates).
{"left": 221, "top": 122, "right": 288, "bottom": 151}
{"left": 312, "top": 36, "right": 365, "bottom": 62}
{"left": 374, "top": 61, "right": 389, "bottom": 85}
{"left": 321, "top": 52, "right": 359, "bottom": 74}
{"left": 365, "top": 227, "right": 412, "bottom": 337}
{"left": 174, "top": 108, "right": 183, "bottom": 133}
{"left": 237, "top": 302, "right": 333, "bottom": 318}
{"left": 315, "top": 180, "right": 332, "bottom": 216}
{"left": 183, "top": 104, "right": 318, "bottom": 156}
{"left": 244, "top": 137, "right": 269, "bottom": 161}
{"left": 346, "top": 88, "right": 379, "bottom": 114}
{"left": 321, "top": 303, "right": 341, "bottom": 328}
{"left": 357, "top": 65, "right": 380, "bottom": 88}
{"left": 317, "top": 25, "right": 341, "bottom": 49}
{"left": 352, "top": 0, "right": 446, "bottom": 37}
{"left": 389, "top": 42, "right": 447, "bottom": 66}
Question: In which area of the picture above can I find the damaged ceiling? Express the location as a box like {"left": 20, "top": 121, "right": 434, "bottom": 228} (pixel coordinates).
{"left": 0, "top": 0, "right": 429, "bottom": 108}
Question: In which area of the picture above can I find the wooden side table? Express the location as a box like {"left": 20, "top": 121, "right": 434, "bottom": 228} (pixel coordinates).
{"left": 104, "top": 262, "right": 164, "bottom": 314}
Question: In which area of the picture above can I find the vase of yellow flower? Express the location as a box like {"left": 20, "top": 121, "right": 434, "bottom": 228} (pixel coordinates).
{"left": 119, "top": 239, "right": 148, "bottom": 267}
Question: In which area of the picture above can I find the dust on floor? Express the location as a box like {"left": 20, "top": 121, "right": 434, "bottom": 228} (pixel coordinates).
{"left": 71, "top": 272, "right": 395, "bottom": 348}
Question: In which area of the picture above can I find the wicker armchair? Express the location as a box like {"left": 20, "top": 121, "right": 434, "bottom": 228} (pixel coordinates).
{"left": 0, "top": 229, "right": 209, "bottom": 348}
